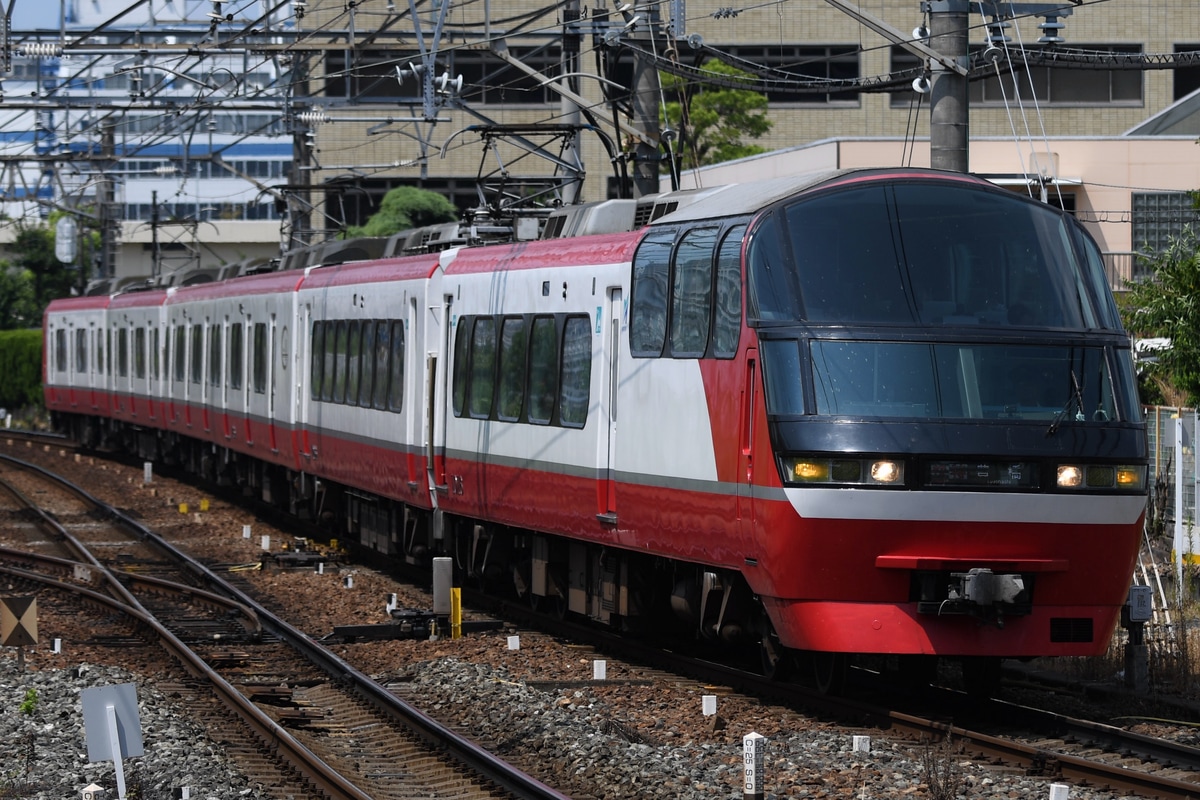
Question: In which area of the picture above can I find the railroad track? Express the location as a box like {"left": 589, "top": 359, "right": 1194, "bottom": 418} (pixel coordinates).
{"left": 0, "top": 451, "right": 569, "bottom": 800}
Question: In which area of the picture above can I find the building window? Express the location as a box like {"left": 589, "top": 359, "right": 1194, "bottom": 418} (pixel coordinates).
{"left": 712, "top": 45, "right": 860, "bottom": 104}
{"left": 1176, "top": 45, "right": 1200, "bottom": 100}
{"left": 891, "top": 45, "right": 1143, "bottom": 107}
{"left": 1132, "top": 192, "right": 1200, "bottom": 254}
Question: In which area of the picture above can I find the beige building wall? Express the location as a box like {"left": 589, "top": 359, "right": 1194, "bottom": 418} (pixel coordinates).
{"left": 295, "top": 0, "right": 1200, "bottom": 207}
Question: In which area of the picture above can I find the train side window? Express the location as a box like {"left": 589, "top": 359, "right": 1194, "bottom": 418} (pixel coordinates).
{"left": 386, "top": 320, "right": 404, "bottom": 413}
{"left": 346, "top": 320, "right": 363, "bottom": 407}
{"left": 151, "top": 328, "right": 160, "bottom": 381}
{"left": 372, "top": 321, "right": 391, "bottom": 410}
{"left": 320, "top": 321, "right": 335, "bottom": 402}
{"left": 760, "top": 338, "right": 805, "bottom": 415}
{"left": 746, "top": 211, "right": 801, "bottom": 322}
{"left": 97, "top": 330, "right": 105, "bottom": 375}
{"left": 309, "top": 321, "right": 323, "bottom": 400}
{"left": 559, "top": 315, "right": 592, "bottom": 428}
{"left": 173, "top": 325, "right": 186, "bottom": 382}
{"left": 134, "top": 327, "right": 146, "bottom": 379}
{"left": 106, "top": 330, "right": 113, "bottom": 376}
{"left": 229, "top": 323, "right": 243, "bottom": 390}
{"left": 670, "top": 227, "right": 718, "bottom": 357}
{"left": 253, "top": 322, "right": 268, "bottom": 395}
{"left": 74, "top": 329, "right": 87, "bottom": 373}
{"left": 498, "top": 316, "right": 528, "bottom": 422}
{"left": 190, "top": 324, "right": 203, "bottom": 384}
{"left": 630, "top": 229, "right": 674, "bottom": 357}
{"left": 331, "top": 320, "right": 348, "bottom": 403}
{"left": 358, "top": 320, "right": 376, "bottom": 407}
{"left": 714, "top": 225, "right": 746, "bottom": 358}
{"left": 55, "top": 329, "right": 67, "bottom": 374}
{"left": 469, "top": 317, "right": 497, "bottom": 419}
{"left": 118, "top": 328, "right": 129, "bottom": 378}
{"left": 452, "top": 317, "right": 470, "bottom": 417}
{"left": 527, "top": 316, "right": 556, "bottom": 424}
{"left": 208, "top": 324, "right": 222, "bottom": 387}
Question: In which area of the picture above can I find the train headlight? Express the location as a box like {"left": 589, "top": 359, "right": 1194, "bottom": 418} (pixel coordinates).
{"left": 781, "top": 456, "right": 904, "bottom": 487}
{"left": 1056, "top": 464, "right": 1146, "bottom": 491}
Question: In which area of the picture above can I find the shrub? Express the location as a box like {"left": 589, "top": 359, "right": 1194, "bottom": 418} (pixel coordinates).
{"left": 0, "top": 329, "right": 44, "bottom": 412}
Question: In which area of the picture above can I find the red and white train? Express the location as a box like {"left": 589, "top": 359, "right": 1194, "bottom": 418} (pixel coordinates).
{"left": 44, "top": 167, "right": 1148, "bottom": 691}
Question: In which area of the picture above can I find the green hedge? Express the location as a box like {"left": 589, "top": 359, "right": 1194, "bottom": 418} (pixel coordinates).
{"left": 0, "top": 329, "right": 45, "bottom": 411}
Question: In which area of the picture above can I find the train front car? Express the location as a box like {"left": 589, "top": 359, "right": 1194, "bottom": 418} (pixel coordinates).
{"left": 744, "top": 168, "right": 1147, "bottom": 689}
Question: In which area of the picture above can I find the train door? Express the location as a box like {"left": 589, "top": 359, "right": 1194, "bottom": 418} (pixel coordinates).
{"left": 405, "top": 297, "right": 418, "bottom": 485}
{"left": 297, "top": 302, "right": 315, "bottom": 462}
{"left": 597, "top": 287, "right": 621, "bottom": 522}
{"left": 738, "top": 348, "right": 759, "bottom": 538}
{"left": 426, "top": 293, "right": 450, "bottom": 543}
{"left": 268, "top": 314, "right": 279, "bottom": 453}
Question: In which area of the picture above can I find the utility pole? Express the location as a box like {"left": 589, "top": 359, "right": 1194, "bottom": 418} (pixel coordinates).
{"left": 628, "top": 5, "right": 665, "bottom": 197}
{"left": 560, "top": 0, "right": 582, "bottom": 205}
{"left": 928, "top": 0, "right": 970, "bottom": 173}
{"left": 96, "top": 123, "right": 118, "bottom": 280}
{"left": 150, "top": 189, "right": 159, "bottom": 280}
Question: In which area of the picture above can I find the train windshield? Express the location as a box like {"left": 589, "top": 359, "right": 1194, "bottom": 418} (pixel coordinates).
{"left": 803, "top": 340, "right": 1132, "bottom": 421}
{"left": 747, "top": 179, "right": 1118, "bottom": 329}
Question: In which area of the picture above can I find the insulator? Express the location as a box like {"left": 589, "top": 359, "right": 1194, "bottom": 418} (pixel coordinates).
{"left": 1038, "top": 15, "right": 1065, "bottom": 45}
{"left": 296, "top": 109, "right": 328, "bottom": 125}
{"left": 22, "top": 42, "right": 64, "bottom": 57}
{"left": 984, "top": 17, "right": 1011, "bottom": 45}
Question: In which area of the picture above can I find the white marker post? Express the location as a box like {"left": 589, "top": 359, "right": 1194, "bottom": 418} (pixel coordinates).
{"left": 1049, "top": 785, "right": 1070, "bottom": 800}
{"left": 242, "top": 524, "right": 251, "bottom": 539}
{"left": 143, "top": 462, "right": 152, "bottom": 484}
{"left": 260, "top": 535, "right": 270, "bottom": 551}
{"left": 743, "top": 732, "right": 766, "bottom": 800}
{"left": 852, "top": 735, "right": 870, "bottom": 753}
{"left": 702, "top": 695, "right": 717, "bottom": 716}
{"left": 507, "top": 635, "right": 520, "bottom": 650}
{"left": 593, "top": 659, "right": 607, "bottom": 680}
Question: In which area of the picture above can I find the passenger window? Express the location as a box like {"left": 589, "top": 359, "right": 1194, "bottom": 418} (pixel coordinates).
{"left": 173, "top": 325, "right": 186, "bottom": 382}
{"left": 151, "top": 328, "right": 160, "bottom": 380}
{"left": 321, "top": 321, "right": 335, "bottom": 402}
{"left": 358, "top": 321, "right": 376, "bottom": 407}
{"left": 135, "top": 327, "right": 146, "bottom": 379}
{"left": 670, "top": 227, "right": 717, "bottom": 357}
{"left": 106, "top": 331, "right": 113, "bottom": 376}
{"left": 527, "top": 316, "right": 556, "bottom": 424}
{"left": 714, "top": 225, "right": 745, "bottom": 358}
{"left": 372, "top": 321, "right": 391, "bottom": 410}
{"left": 253, "top": 322, "right": 267, "bottom": 395}
{"left": 118, "top": 328, "right": 129, "bottom": 378}
{"left": 190, "top": 325, "right": 203, "bottom": 384}
{"left": 452, "top": 317, "right": 470, "bottom": 417}
{"left": 559, "top": 316, "right": 592, "bottom": 427}
{"left": 55, "top": 329, "right": 66, "bottom": 374}
{"left": 309, "top": 322, "right": 323, "bottom": 400}
{"left": 498, "top": 317, "right": 528, "bottom": 421}
{"left": 387, "top": 320, "right": 405, "bottom": 413}
{"left": 97, "top": 330, "right": 106, "bottom": 375}
{"left": 346, "top": 321, "right": 362, "bottom": 406}
{"left": 630, "top": 230, "right": 674, "bottom": 357}
{"left": 229, "top": 323, "right": 243, "bottom": 391}
{"left": 208, "top": 325, "right": 222, "bottom": 387}
{"left": 332, "top": 321, "right": 348, "bottom": 403}
{"left": 469, "top": 317, "right": 497, "bottom": 419}
{"left": 74, "top": 330, "right": 87, "bottom": 373}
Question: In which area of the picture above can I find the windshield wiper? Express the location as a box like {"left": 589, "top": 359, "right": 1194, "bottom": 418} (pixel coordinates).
{"left": 1046, "top": 370, "right": 1087, "bottom": 437}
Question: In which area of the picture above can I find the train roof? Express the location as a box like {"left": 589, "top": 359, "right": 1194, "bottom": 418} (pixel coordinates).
{"left": 649, "top": 167, "right": 990, "bottom": 226}
{"left": 300, "top": 253, "right": 441, "bottom": 289}
{"left": 165, "top": 268, "right": 308, "bottom": 303}
{"left": 446, "top": 231, "right": 643, "bottom": 275}
{"left": 46, "top": 294, "right": 112, "bottom": 312}
{"left": 109, "top": 287, "right": 170, "bottom": 308}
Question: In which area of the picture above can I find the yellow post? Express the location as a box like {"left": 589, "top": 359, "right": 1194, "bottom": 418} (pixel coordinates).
{"left": 178, "top": 502, "right": 189, "bottom": 514}
{"left": 199, "top": 498, "right": 210, "bottom": 512}
{"left": 450, "top": 588, "right": 462, "bottom": 639}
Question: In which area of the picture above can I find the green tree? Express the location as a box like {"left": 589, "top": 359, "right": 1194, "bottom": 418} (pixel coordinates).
{"left": 345, "top": 186, "right": 459, "bottom": 238}
{"left": 1121, "top": 226, "right": 1200, "bottom": 405}
{"left": 662, "top": 60, "right": 773, "bottom": 173}
{"left": 0, "top": 264, "right": 39, "bottom": 330}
